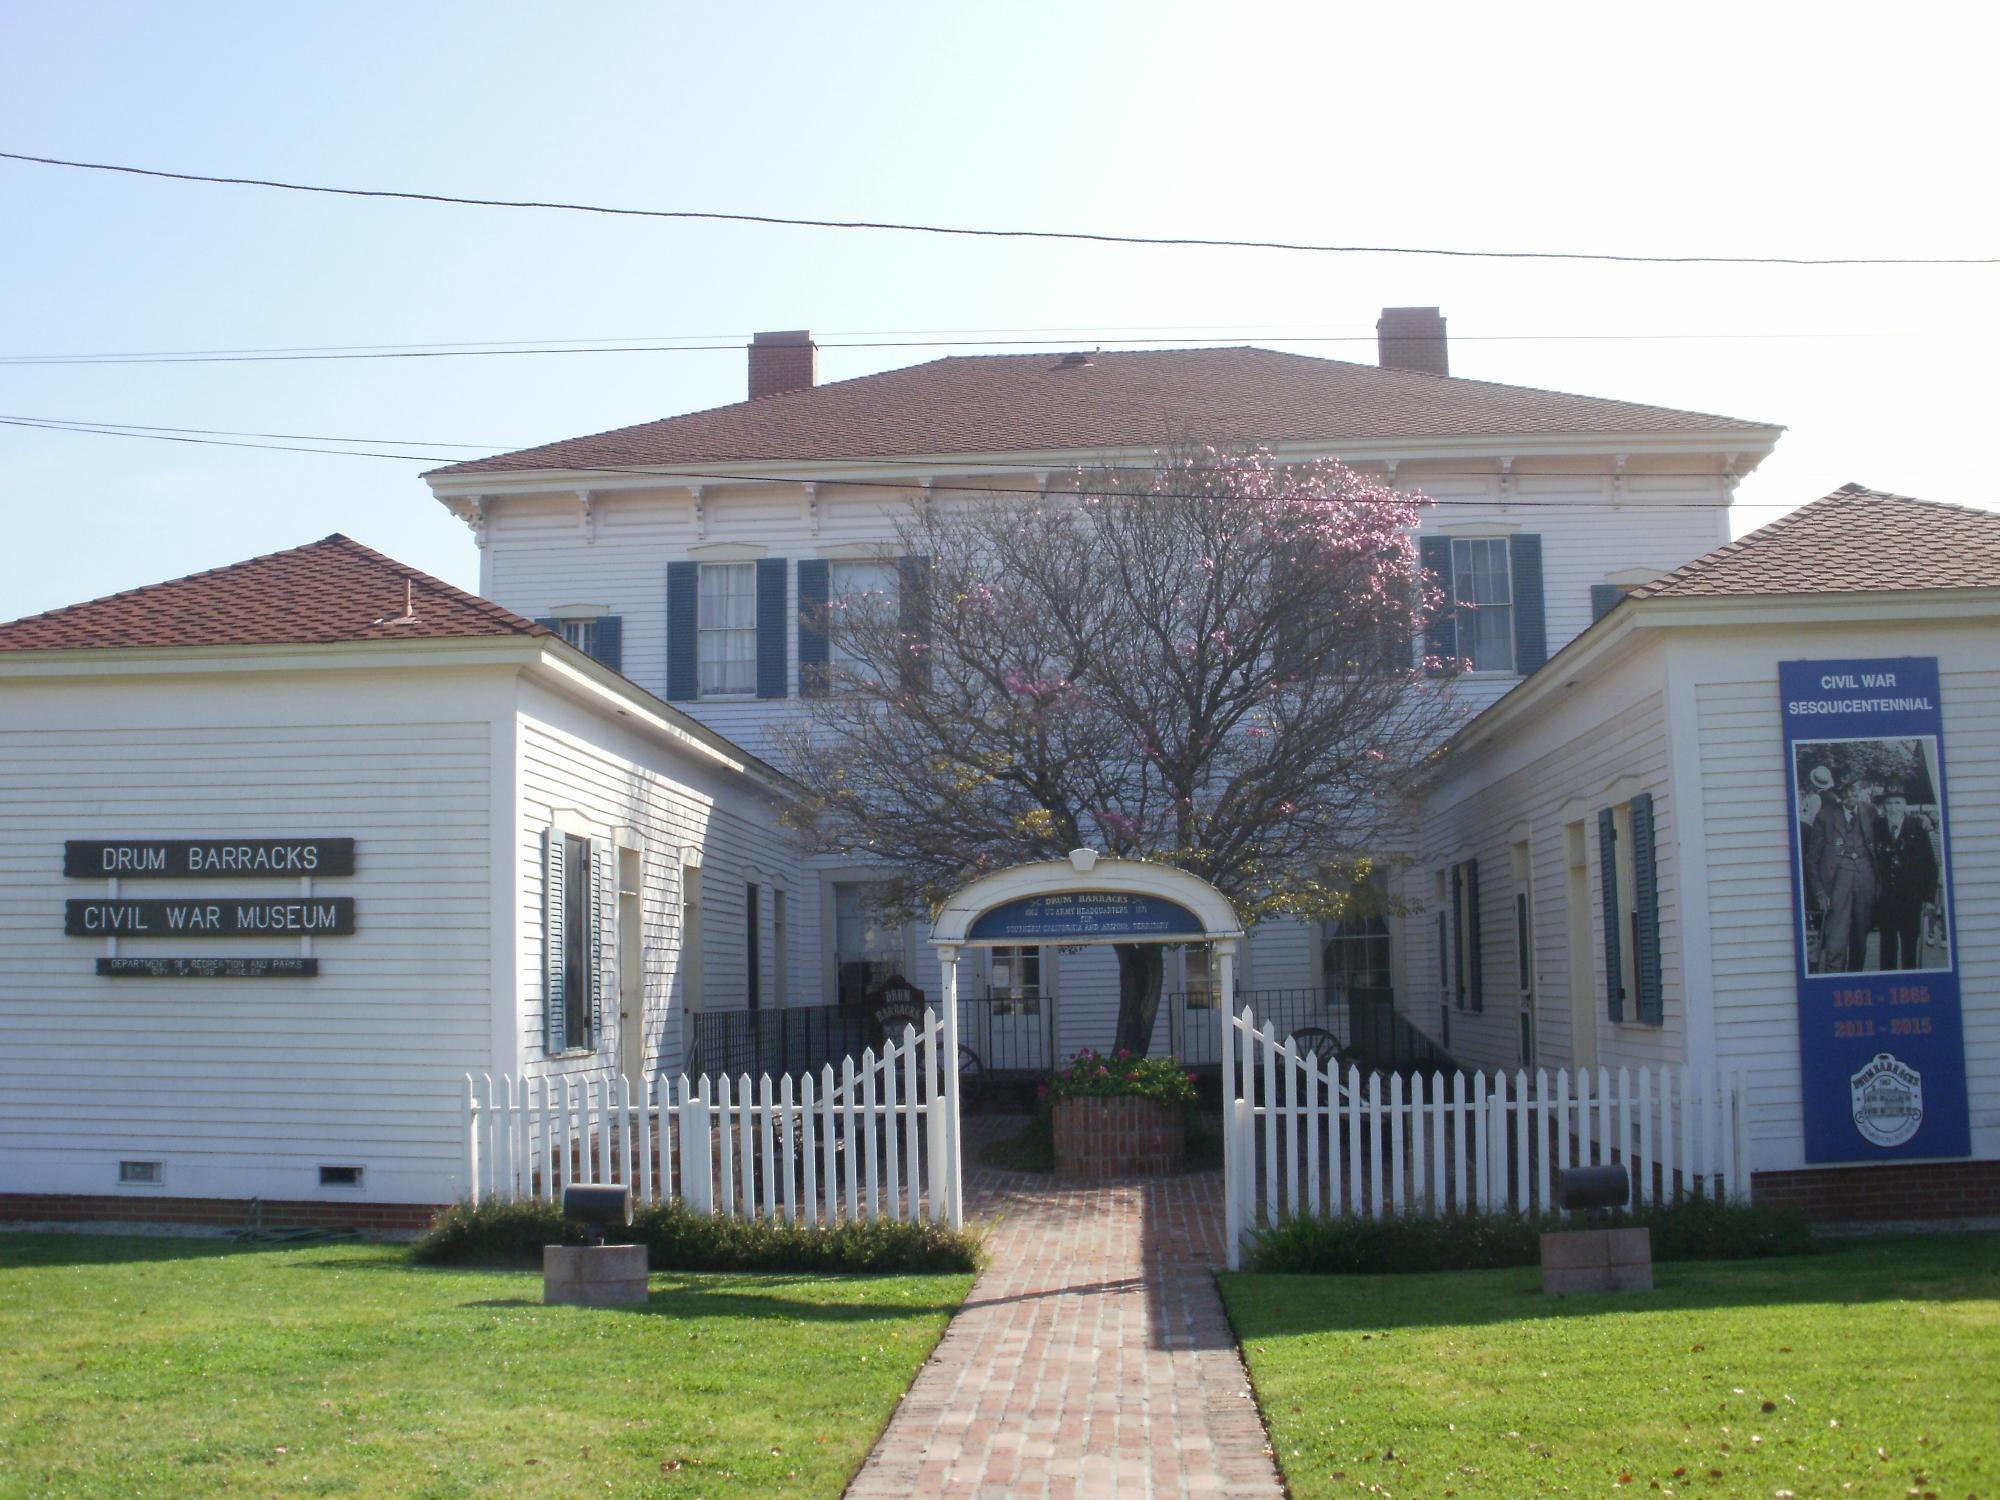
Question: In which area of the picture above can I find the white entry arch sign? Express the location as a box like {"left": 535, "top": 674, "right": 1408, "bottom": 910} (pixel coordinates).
{"left": 930, "top": 849, "right": 1244, "bottom": 1236}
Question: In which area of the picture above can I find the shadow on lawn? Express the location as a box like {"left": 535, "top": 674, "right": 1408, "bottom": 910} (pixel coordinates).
{"left": 1223, "top": 1231, "right": 2000, "bottom": 1337}
{"left": 459, "top": 1278, "right": 966, "bottom": 1323}
{"left": 0, "top": 1232, "right": 288, "bottom": 1269}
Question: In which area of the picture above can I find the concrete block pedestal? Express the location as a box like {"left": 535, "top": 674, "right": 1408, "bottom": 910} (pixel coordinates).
{"left": 1540, "top": 1226, "right": 1653, "bottom": 1295}
{"left": 543, "top": 1243, "right": 649, "bottom": 1306}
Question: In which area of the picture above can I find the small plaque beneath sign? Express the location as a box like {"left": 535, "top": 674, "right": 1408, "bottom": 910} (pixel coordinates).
{"left": 98, "top": 957, "right": 320, "bottom": 979}
{"left": 64, "top": 838, "right": 355, "bottom": 879}
{"left": 67, "top": 898, "right": 357, "bottom": 937}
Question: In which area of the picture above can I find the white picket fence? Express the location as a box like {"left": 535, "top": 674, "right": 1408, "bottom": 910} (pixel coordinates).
{"left": 1224, "top": 1007, "right": 1749, "bottom": 1265}
{"left": 464, "top": 1011, "right": 955, "bottom": 1226}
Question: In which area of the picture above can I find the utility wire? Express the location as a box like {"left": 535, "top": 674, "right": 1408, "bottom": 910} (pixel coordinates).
{"left": 0, "top": 328, "right": 1933, "bottom": 368}
{"left": 3, "top": 148, "right": 1993, "bottom": 267}
{"left": 0, "top": 413, "right": 1793, "bottom": 507}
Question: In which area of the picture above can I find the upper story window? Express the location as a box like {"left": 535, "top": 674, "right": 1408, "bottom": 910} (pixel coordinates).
{"left": 698, "top": 562, "right": 757, "bottom": 696}
{"left": 1451, "top": 538, "right": 1515, "bottom": 673}
{"left": 537, "top": 609, "right": 622, "bottom": 672}
{"left": 829, "top": 558, "right": 900, "bottom": 682}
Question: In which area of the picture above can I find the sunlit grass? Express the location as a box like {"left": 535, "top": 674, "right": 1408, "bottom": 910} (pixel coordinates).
{"left": 0, "top": 1232, "right": 971, "bottom": 1497}
{"left": 1221, "top": 1231, "right": 1999, "bottom": 1498}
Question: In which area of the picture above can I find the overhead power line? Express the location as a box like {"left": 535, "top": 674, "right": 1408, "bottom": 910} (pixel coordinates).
{"left": 0, "top": 327, "right": 1935, "bottom": 369}
{"left": 3, "top": 148, "right": 1994, "bottom": 267}
{"left": 0, "top": 412, "right": 1792, "bottom": 507}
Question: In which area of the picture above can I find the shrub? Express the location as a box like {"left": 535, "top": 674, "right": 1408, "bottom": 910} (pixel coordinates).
{"left": 412, "top": 1199, "right": 984, "bottom": 1274}
{"left": 1045, "top": 1048, "right": 1198, "bottom": 1109}
{"left": 412, "top": 1199, "right": 575, "bottom": 1265}
{"left": 1245, "top": 1195, "right": 1815, "bottom": 1276}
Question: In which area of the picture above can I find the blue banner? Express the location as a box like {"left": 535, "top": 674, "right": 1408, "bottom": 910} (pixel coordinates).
{"left": 1780, "top": 657, "right": 1968, "bottom": 1163}
{"left": 966, "top": 892, "right": 1205, "bottom": 943}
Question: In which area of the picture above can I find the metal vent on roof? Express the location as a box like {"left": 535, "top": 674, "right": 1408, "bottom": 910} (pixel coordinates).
{"left": 1055, "top": 352, "right": 1094, "bottom": 368}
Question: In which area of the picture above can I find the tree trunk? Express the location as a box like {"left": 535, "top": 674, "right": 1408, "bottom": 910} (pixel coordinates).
{"left": 1111, "top": 943, "right": 1166, "bottom": 1057}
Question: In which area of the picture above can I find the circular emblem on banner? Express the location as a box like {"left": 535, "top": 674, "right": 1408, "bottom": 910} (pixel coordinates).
{"left": 1850, "top": 1052, "right": 1924, "bottom": 1148}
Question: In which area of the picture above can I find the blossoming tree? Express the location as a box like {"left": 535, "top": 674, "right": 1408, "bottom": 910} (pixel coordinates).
{"left": 779, "top": 447, "right": 1462, "bottom": 1055}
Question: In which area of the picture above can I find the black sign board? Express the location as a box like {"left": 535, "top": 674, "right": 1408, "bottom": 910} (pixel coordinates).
{"left": 66, "top": 898, "right": 357, "bottom": 938}
{"left": 64, "top": 839, "right": 356, "bottom": 879}
{"left": 98, "top": 957, "right": 320, "bottom": 979}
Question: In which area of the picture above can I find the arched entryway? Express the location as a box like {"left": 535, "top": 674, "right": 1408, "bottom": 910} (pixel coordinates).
{"left": 928, "top": 849, "right": 1244, "bottom": 1232}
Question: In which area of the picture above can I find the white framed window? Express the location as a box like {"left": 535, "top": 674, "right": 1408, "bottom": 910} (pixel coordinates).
{"left": 697, "top": 562, "right": 757, "bottom": 697}
{"left": 990, "top": 945, "right": 1042, "bottom": 1015}
{"left": 559, "top": 618, "right": 598, "bottom": 656}
{"left": 1451, "top": 538, "right": 1515, "bottom": 673}
{"left": 829, "top": 558, "right": 900, "bottom": 682}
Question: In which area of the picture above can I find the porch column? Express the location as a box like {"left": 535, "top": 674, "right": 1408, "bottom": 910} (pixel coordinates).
{"left": 1218, "top": 936, "right": 1240, "bottom": 1270}
{"left": 939, "top": 944, "right": 964, "bottom": 1230}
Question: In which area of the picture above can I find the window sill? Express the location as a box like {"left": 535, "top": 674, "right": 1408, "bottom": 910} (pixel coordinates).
{"left": 695, "top": 693, "right": 761, "bottom": 704}
{"left": 544, "top": 1047, "right": 601, "bottom": 1060}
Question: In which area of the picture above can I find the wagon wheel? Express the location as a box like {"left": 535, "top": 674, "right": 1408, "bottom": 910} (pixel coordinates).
{"left": 1288, "top": 1027, "right": 1345, "bottom": 1069}
{"left": 952, "top": 1045, "right": 987, "bottom": 1114}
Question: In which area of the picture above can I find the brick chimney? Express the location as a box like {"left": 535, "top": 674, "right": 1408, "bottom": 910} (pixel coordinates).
{"left": 748, "top": 330, "right": 817, "bottom": 400}
{"left": 1376, "top": 306, "right": 1449, "bottom": 377}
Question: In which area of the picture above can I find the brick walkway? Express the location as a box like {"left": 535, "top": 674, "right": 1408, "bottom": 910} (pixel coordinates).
{"left": 847, "top": 1128, "right": 1283, "bottom": 1498}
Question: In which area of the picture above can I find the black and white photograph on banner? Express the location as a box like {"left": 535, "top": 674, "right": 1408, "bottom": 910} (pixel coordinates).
{"left": 1794, "top": 736, "right": 1949, "bottom": 975}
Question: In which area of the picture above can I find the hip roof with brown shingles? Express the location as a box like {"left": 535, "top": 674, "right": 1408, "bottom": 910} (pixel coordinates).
{"left": 0, "top": 534, "right": 550, "bottom": 652}
{"left": 1631, "top": 484, "right": 2000, "bottom": 601}
{"left": 425, "top": 346, "right": 1778, "bottom": 479}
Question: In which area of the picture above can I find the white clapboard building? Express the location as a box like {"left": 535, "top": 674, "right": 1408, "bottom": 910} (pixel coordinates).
{"left": 421, "top": 314, "right": 1782, "bottom": 1086}
{"left": 1396, "top": 485, "right": 2000, "bottom": 1218}
{"left": 0, "top": 536, "right": 803, "bottom": 1226}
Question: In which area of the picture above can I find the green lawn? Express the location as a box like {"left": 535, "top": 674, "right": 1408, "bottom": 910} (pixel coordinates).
{"left": 1221, "top": 1232, "right": 2000, "bottom": 1499}
{"left": 0, "top": 1232, "right": 971, "bottom": 1498}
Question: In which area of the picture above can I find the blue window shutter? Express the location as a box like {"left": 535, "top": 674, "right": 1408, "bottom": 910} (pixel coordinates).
{"left": 755, "top": 557, "right": 788, "bottom": 699}
{"left": 1419, "top": 535, "right": 1456, "bottom": 672}
{"left": 1590, "top": 584, "right": 1621, "bottom": 623}
{"left": 1631, "top": 792, "right": 1663, "bottom": 1025}
{"left": 545, "top": 829, "right": 568, "bottom": 1054}
{"left": 1466, "top": 859, "right": 1483, "bottom": 1012}
{"left": 1510, "top": 533, "right": 1547, "bottom": 675}
{"left": 534, "top": 616, "right": 561, "bottom": 634}
{"left": 665, "top": 562, "right": 699, "bottom": 701}
{"left": 1598, "top": 807, "right": 1623, "bottom": 1023}
{"left": 587, "top": 842, "right": 604, "bottom": 1047}
{"left": 593, "top": 616, "right": 623, "bottom": 673}
{"left": 898, "top": 554, "right": 933, "bottom": 692}
{"left": 797, "top": 559, "right": 830, "bottom": 697}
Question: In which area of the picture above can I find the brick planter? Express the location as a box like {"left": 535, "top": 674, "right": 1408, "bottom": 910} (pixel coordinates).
{"left": 1052, "top": 1095, "right": 1185, "bottom": 1178}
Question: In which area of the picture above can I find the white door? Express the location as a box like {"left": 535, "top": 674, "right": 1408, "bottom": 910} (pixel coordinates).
{"left": 617, "top": 848, "right": 644, "bottom": 1090}
{"left": 1565, "top": 822, "right": 1599, "bottom": 1073}
{"left": 984, "top": 946, "right": 1049, "bottom": 1073}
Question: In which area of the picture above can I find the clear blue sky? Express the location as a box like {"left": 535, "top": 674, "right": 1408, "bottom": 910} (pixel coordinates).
{"left": 3, "top": 1, "right": 1993, "bottom": 620}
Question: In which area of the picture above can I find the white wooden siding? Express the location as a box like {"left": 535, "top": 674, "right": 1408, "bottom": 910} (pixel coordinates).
{"left": 1410, "top": 648, "right": 1680, "bottom": 1078}
{"left": 476, "top": 470, "right": 1737, "bottom": 756}
{"left": 512, "top": 679, "right": 806, "bottom": 1089}
{"left": 0, "top": 671, "right": 498, "bottom": 1205}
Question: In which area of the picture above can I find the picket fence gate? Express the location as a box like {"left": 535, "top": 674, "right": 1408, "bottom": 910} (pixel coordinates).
{"left": 1223, "top": 1007, "right": 1750, "bottom": 1267}
{"left": 463, "top": 1011, "right": 956, "bottom": 1227}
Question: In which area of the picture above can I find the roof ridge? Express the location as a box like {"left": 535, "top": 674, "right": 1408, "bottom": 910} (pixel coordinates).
{"left": 424, "top": 342, "right": 1783, "bottom": 480}
{"left": 0, "top": 533, "right": 355, "bottom": 633}
{"left": 0, "top": 533, "right": 551, "bottom": 652}
{"left": 1630, "top": 483, "right": 2000, "bottom": 602}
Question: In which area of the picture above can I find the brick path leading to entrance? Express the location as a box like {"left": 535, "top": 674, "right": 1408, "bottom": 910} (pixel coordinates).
{"left": 847, "top": 1139, "right": 1284, "bottom": 1498}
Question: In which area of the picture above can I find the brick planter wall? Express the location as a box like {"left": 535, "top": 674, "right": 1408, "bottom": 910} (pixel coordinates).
{"left": 1751, "top": 1159, "right": 2000, "bottom": 1221}
{"left": 1052, "top": 1096, "right": 1185, "bottom": 1178}
{"left": 0, "top": 1192, "right": 441, "bottom": 1236}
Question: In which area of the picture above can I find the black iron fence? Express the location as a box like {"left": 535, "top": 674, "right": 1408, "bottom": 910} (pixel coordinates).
{"left": 1172, "top": 985, "right": 1458, "bottom": 1077}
